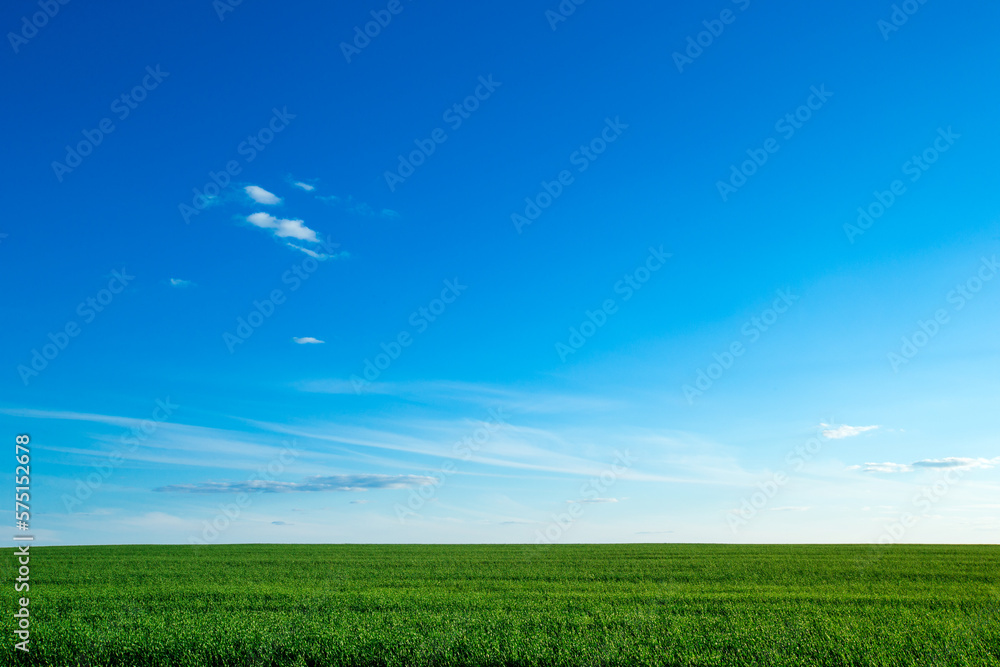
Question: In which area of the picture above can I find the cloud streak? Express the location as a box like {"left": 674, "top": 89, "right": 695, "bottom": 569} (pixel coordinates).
{"left": 318, "top": 194, "right": 398, "bottom": 219}
{"left": 155, "top": 474, "right": 438, "bottom": 494}
{"left": 851, "top": 457, "right": 1000, "bottom": 474}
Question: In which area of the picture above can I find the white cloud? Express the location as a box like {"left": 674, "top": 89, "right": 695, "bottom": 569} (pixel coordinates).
{"left": 568, "top": 497, "right": 619, "bottom": 504}
{"left": 246, "top": 212, "right": 319, "bottom": 243}
{"left": 769, "top": 506, "right": 811, "bottom": 512}
{"left": 169, "top": 278, "right": 194, "bottom": 288}
{"left": 821, "top": 423, "right": 880, "bottom": 439}
{"left": 244, "top": 185, "right": 282, "bottom": 205}
{"left": 292, "top": 337, "right": 325, "bottom": 345}
{"left": 293, "top": 181, "right": 315, "bottom": 192}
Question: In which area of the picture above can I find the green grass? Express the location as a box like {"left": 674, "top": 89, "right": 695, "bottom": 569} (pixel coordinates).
{"left": 2, "top": 544, "right": 998, "bottom": 666}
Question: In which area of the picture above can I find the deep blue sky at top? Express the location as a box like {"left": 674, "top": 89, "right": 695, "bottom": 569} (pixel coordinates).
{"left": 3, "top": 0, "right": 996, "bottom": 400}
{"left": 1, "top": 0, "right": 999, "bottom": 544}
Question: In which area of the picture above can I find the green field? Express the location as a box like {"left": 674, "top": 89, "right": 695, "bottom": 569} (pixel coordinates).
{"left": 3, "top": 544, "right": 998, "bottom": 666}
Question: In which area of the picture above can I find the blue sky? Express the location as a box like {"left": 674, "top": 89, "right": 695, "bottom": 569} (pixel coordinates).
{"left": 2, "top": 0, "right": 999, "bottom": 545}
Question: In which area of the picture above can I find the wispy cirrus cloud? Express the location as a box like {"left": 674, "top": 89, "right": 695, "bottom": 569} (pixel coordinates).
{"left": 912, "top": 457, "right": 999, "bottom": 469}
{"left": 851, "top": 462, "right": 914, "bottom": 473}
{"left": 318, "top": 194, "right": 398, "bottom": 219}
{"left": 851, "top": 457, "right": 1000, "bottom": 474}
{"left": 821, "top": 423, "right": 879, "bottom": 439}
{"left": 169, "top": 278, "right": 195, "bottom": 288}
{"left": 155, "top": 474, "right": 438, "bottom": 494}
{"left": 285, "top": 243, "right": 349, "bottom": 261}
{"left": 244, "top": 185, "right": 282, "bottom": 205}
{"left": 295, "top": 379, "right": 624, "bottom": 413}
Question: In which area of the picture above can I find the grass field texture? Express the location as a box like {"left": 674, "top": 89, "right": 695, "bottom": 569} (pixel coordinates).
{"left": 2, "top": 544, "right": 998, "bottom": 666}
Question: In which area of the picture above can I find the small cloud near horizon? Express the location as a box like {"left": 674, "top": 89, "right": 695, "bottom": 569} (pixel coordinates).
{"left": 849, "top": 457, "right": 1000, "bottom": 474}
{"left": 821, "top": 423, "right": 879, "bottom": 439}
{"left": 169, "top": 278, "right": 195, "bottom": 288}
